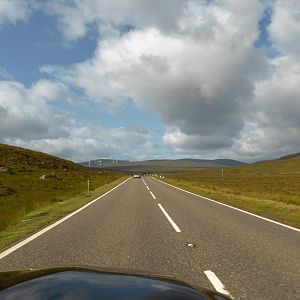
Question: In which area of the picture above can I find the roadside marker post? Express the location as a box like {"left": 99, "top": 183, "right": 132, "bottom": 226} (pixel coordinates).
{"left": 222, "top": 168, "right": 224, "bottom": 180}
{"left": 87, "top": 180, "right": 90, "bottom": 196}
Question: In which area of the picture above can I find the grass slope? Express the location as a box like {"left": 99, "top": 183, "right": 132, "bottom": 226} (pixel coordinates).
{"left": 0, "top": 144, "right": 124, "bottom": 250}
{"left": 160, "top": 153, "right": 300, "bottom": 228}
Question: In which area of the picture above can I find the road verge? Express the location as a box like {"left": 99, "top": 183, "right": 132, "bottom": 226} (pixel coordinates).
{"left": 0, "top": 177, "right": 128, "bottom": 252}
{"left": 155, "top": 177, "right": 300, "bottom": 230}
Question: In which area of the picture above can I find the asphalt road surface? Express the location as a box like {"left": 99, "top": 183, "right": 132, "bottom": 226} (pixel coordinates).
{"left": 0, "top": 177, "right": 299, "bottom": 299}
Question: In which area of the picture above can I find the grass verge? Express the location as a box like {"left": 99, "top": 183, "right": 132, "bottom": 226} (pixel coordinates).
{"left": 159, "top": 175, "right": 300, "bottom": 229}
{"left": 0, "top": 176, "right": 126, "bottom": 251}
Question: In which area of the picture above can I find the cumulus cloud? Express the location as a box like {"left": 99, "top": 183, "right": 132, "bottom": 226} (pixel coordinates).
{"left": 242, "top": 57, "right": 300, "bottom": 157}
{"left": 0, "top": 0, "right": 36, "bottom": 28}
{"left": 227, "top": 0, "right": 300, "bottom": 160}
{"left": 2, "top": 0, "right": 300, "bottom": 161}
{"left": 0, "top": 80, "right": 70, "bottom": 140}
{"left": 43, "top": 0, "right": 273, "bottom": 159}
{"left": 43, "top": 0, "right": 184, "bottom": 41}
{"left": 4, "top": 124, "right": 161, "bottom": 162}
{"left": 0, "top": 79, "right": 159, "bottom": 161}
{"left": 0, "top": 67, "right": 14, "bottom": 80}
{"left": 269, "top": 0, "right": 300, "bottom": 58}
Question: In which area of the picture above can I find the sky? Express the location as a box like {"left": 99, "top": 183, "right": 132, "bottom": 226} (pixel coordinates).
{"left": 0, "top": 0, "right": 299, "bottom": 162}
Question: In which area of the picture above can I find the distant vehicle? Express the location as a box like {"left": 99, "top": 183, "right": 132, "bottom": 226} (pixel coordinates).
{"left": 133, "top": 174, "right": 141, "bottom": 178}
{"left": 0, "top": 266, "right": 231, "bottom": 300}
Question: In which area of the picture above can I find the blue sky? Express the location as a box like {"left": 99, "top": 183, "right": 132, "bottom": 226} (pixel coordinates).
{"left": 0, "top": 8, "right": 166, "bottom": 157}
{"left": 0, "top": 1, "right": 299, "bottom": 162}
{"left": 0, "top": 11, "right": 95, "bottom": 84}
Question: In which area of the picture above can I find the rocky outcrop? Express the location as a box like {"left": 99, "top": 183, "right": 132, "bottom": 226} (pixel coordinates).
{"left": 0, "top": 166, "right": 9, "bottom": 173}
{"left": 40, "top": 173, "right": 59, "bottom": 180}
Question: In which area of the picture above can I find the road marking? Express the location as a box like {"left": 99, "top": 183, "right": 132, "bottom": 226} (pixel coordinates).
{"left": 153, "top": 178, "right": 300, "bottom": 233}
{"left": 146, "top": 186, "right": 150, "bottom": 190}
{"left": 0, "top": 177, "right": 131, "bottom": 260}
{"left": 149, "top": 191, "right": 156, "bottom": 200}
{"left": 142, "top": 178, "right": 147, "bottom": 185}
{"left": 204, "top": 270, "right": 232, "bottom": 298}
{"left": 157, "top": 203, "right": 181, "bottom": 233}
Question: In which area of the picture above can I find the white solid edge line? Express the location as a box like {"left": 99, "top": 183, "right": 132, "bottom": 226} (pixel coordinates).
{"left": 157, "top": 203, "right": 181, "bottom": 233}
{"left": 204, "top": 270, "right": 232, "bottom": 298}
{"left": 0, "top": 177, "right": 131, "bottom": 260}
{"left": 152, "top": 177, "right": 300, "bottom": 233}
{"left": 149, "top": 191, "right": 156, "bottom": 200}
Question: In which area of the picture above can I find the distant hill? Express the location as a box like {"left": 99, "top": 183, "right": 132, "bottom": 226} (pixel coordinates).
{"left": 81, "top": 159, "right": 130, "bottom": 168}
{"left": 80, "top": 157, "right": 246, "bottom": 173}
{"left": 212, "top": 159, "right": 246, "bottom": 166}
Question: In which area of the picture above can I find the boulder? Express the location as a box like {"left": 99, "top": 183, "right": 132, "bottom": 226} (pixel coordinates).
{"left": 40, "top": 173, "right": 58, "bottom": 180}
{"left": 0, "top": 167, "right": 9, "bottom": 173}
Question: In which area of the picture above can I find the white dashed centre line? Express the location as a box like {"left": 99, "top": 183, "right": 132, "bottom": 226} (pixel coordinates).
{"left": 146, "top": 186, "right": 150, "bottom": 190}
{"left": 157, "top": 203, "right": 181, "bottom": 233}
{"left": 149, "top": 191, "right": 156, "bottom": 200}
{"left": 204, "top": 270, "right": 233, "bottom": 298}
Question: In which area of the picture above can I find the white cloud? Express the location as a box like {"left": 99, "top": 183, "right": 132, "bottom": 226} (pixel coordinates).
{"left": 4, "top": 124, "right": 161, "bottom": 162}
{"left": 44, "top": 1, "right": 271, "bottom": 159}
{"left": 240, "top": 57, "right": 300, "bottom": 158}
{"left": 0, "top": 79, "right": 160, "bottom": 161}
{"left": 2, "top": 0, "right": 300, "bottom": 161}
{"left": 0, "top": 0, "right": 36, "bottom": 28}
{"left": 0, "top": 67, "right": 14, "bottom": 80}
{"left": 269, "top": 0, "right": 300, "bottom": 58}
{"left": 43, "top": 0, "right": 185, "bottom": 41}
{"left": 0, "top": 80, "right": 70, "bottom": 140}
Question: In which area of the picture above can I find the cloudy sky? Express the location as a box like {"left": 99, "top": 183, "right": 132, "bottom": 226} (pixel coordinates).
{"left": 0, "top": 0, "right": 299, "bottom": 162}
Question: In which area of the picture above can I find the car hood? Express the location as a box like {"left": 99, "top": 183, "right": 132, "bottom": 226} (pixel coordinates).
{"left": 0, "top": 266, "right": 231, "bottom": 300}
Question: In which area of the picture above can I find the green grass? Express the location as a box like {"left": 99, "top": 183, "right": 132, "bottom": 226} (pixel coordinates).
{"left": 0, "top": 144, "right": 125, "bottom": 250}
{"left": 0, "top": 177, "right": 126, "bottom": 251}
{"left": 159, "top": 154, "right": 300, "bottom": 229}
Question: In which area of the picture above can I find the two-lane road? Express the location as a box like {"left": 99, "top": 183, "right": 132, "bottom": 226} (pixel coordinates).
{"left": 0, "top": 177, "right": 299, "bottom": 299}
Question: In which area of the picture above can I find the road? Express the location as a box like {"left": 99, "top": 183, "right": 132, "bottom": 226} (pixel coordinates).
{"left": 0, "top": 177, "right": 299, "bottom": 299}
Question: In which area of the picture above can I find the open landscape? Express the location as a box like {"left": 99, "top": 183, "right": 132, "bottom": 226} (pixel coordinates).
{"left": 1, "top": 2, "right": 300, "bottom": 298}
{"left": 159, "top": 153, "right": 300, "bottom": 229}
{"left": 81, "top": 158, "right": 246, "bottom": 173}
{"left": 1, "top": 142, "right": 299, "bottom": 253}
{"left": 0, "top": 144, "right": 124, "bottom": 250}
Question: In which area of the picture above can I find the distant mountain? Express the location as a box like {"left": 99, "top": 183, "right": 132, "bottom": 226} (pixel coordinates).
{"left": 80, "top": 159, "right": 130, "bottom": 168}
{"left": 80, "top": 157, "right": 246, "bottom": 173}
{"left": 211, "top": 159, "right": 246, "bottom": 166}
{"left": 171, "top": 158, "right": 245, "bottom": 166}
